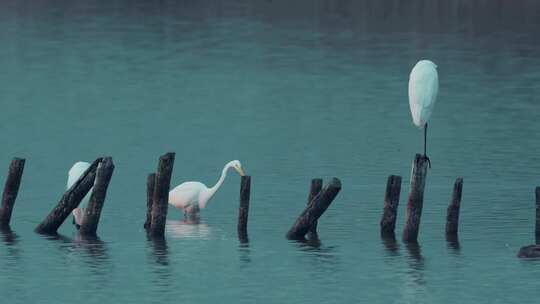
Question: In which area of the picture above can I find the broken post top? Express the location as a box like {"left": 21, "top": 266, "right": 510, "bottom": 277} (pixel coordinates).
{"left": 410, "top": 154, "right": 429, "bottom": 182}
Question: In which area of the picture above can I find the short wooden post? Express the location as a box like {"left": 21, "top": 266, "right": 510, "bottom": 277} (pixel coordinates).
{"left": 307, "top": 178, "right": 323, "bottom": 237}
{"left": 286, "top": 177, "right": 341, "bottom": 240}
{"left": 518, "top": 245, "right": 540, "bottom": 258}
{"left": 237, "top": 175, "right": 251, "bottom": 243}
{"left": 149, "top": 152, "right": 175, "bottom": 238}
{"left": 0, "top": 158, "right": 26, "bottom": 228}
{"left": 403, "top": 154, "right": 429, "bottom": 242}
{"left": 35, "top": 158, "right": 101, "bottom": 234}
{"left": 446, "top": 177, "right": 463, "bottom": 236}
{"left": 144, "top": 173, "right": 156, "bottom": 231}
{"left": 79, "top": 157, "right": 115, "bottom": 236}
{"left": 534, "top": 187, "right": 540, "bottom": 243}
{"left": 380, "top": 175, "right": 402, "bottom": 237}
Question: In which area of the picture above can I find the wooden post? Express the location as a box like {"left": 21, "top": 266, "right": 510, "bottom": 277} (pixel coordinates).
{"left": 79, "top": 157, "right": 115, "bottom": 236}
{"left": 144, "top": 173, "right": 156, "bottom": 231}
{"left": 518, "top": 245, "right": 540, "bottom": 258}
{"left": 403, "top": 154, "right": 429, "bottom": 242}
{"left": 149, "top": 152, "right": 175, "bottom": 238}
{"left": 380, "top": 175, "right": 402, "bottom": 238}
{"left": 534, "top": 187, "right": 540, "bottom": 244}
{"left": 0, "top": 158, "right": 25, "bottom": 228}
{"left": 35, "top": 158, "right": 101, "bottom": 234}
{"left": 286, "top": 177, "right": 341, "bottom": 240}
{"left": 307, "top": 178, "right": 323, "bottom": 237}
{"left": 446, "top": 177, "right": 463, "bottom": 236}
{"left": 238, "top": 175, "right": 251, "bottom": 243}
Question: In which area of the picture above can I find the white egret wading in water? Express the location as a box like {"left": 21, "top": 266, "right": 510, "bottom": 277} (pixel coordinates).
{"left": 67, "top": 161, "right": 93, "bottom": 228}
{"left": 408, "top": 59, "right": 439, "bottom": 166}
{"left": 168, "top": 160, "right": 246, "bottom": 219}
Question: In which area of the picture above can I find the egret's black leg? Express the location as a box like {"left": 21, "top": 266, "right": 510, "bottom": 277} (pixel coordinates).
{"left": 424, "top": 123, "right": 431, "bottom": 168}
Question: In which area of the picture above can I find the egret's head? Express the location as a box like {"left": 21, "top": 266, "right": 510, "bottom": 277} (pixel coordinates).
{"left": 229, "top": 160, "right": 246, "bottom": 176}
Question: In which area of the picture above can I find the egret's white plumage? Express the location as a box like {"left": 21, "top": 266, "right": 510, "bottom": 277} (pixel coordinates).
{"left": 67, "top": 161, "right": 92, "bottom": 226}
{"left": 408, "top": 60, "right": 439, "bottom": 128}
{"left": 168, "top": 160, "right": 245, "bottom": 216}
{"left": 408, "top": 60, "right": 439, "bottom": 162}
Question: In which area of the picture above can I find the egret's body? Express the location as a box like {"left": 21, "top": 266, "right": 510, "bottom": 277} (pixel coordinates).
{"left": 168, "top": 160, "right": 245, "bottom": 217}
{"left": 408, "top": 60, "right": 439, "bottom": 162}
{"left": 67, "top": 161, "right": 92, "bottom": 227}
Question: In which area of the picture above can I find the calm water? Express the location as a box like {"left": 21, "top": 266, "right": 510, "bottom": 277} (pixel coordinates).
{"left": 1, "top": 1, "right": 540, "bottom": 303}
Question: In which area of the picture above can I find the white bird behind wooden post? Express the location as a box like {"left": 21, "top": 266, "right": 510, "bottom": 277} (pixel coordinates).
{"left": 168, "top": 160, "right": 245, "bottom": 220}
{"left": 408, "top": 59, "right": 439, "bottom": 166}
{"left": 67, "top": 161, "right": 93, "bottom": 227}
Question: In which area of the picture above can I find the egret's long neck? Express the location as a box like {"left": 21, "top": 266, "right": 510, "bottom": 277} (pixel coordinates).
{"left": 207, "top": 163, "right": 231, "bottom": 199}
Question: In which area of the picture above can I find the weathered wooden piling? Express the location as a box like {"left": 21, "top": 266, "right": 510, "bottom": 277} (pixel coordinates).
{"left": 144, "top": 173, "right": 156, "bottom": 230}
{"left": 403, "top": 154, "right": 429, "bottom": 242}
{"left": 79, "top": 157, "right": 115, "bottom": 236}
{"left": 237, "top": 175, "right": 251, "bottom": 243}
{"left": 0, "top": 158, "right": 25, "bottom": 228}
{"left": 35, "top": 158, "right": 101, "bottom": 234}
{"left": 446, "top": 177, "right": 463, "bottom": 236}
{"left": 518, "top": 245, "right": 540, "bottom": 258}
{"left": 380, "top": 175, "right": 402, "bottom": 238}
{"left": 534, "top": 187, "right": 540, "bottom": 244}
{"left": 307, "top": 178, "right": 323, "bottom": 237}
{"left": 286, "top": 177, "right": 341, "bottom": 240}
{"left": 149, "top": 152, "right": 175, "bottom": 238}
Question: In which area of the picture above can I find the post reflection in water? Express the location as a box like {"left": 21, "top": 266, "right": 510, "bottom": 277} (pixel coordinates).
{"left": 446, "top": 234, "right": 461, "bottom": 254}
{"left": 147, "top": 236, "right": 172, "bottom": 293}
{"left": 0, "top": 227, "right": 21, "bottom": 260}
{"left": 293, "top": 236, "right": 341, "bottom": 270}
{"left": 381, "top": 234, "right": 400, "bottom": 256}
{"left": 404, "top": 242, "right": 426, "bottom": 286}
{"left": 238, "top": 242, "right": 251, "bottom": 265}
{"left": 0, "top": 227, "right": 19, "bottom": 246}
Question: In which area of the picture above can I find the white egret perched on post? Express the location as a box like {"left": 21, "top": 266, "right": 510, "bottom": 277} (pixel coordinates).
{"left": 67, "top": 161, "right": 93, "bottom": 228}
{"left": 408, "top": 59, "right": 439, "bottom": 167}
{"left": 168, "top": 160, "right": 246, "bottom": 220}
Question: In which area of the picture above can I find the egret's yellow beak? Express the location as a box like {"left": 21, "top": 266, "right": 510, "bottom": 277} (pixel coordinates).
{"left": 238, "top": 167, "right": 246, "bottom": 176}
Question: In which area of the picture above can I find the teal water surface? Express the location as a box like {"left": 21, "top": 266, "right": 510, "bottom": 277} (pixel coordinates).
{"left": 1, "top": 1, "right": 540, "bottom": 303}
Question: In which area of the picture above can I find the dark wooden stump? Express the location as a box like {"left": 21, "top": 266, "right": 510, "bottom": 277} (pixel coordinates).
{"left": 534, "top": 187, "right": 540, "bottom": 244}
{"left": 380, "top": 175, "right": 402, "bottom": 238}
{"left": 0, "top": 158, "right": 26, "bottom": 228}
{"left": 238, "top": 175, "right": 251, "bottom": 243}
{"left": 306, "top": 178, "right": 323, "bottom": 238}
{"left": 149, "top": 152, "right": 175, "bottom": 238}
{"left": 518, "top": 245, "right": 540, "bottom": 258}
{"left": 402, "top": 154, "right": 429, "bottom": 243}
{"left": 35, "top": 158, "right": 101, "bottom": 234}
{"left": 79, "top": 157, "right": 115, "bottom": 236}
{"left": 286, "top": 177, "right": 341, "bottom": 240}
{"left": 446, "top": 177, "right": 464, "bottom": 236}
{"left": 144, "top": 173, "right": 156, "bottom": 231}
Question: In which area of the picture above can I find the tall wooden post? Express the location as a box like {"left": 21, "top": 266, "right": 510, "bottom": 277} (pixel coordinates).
{"left": 446, "top": 177, "right": 463, "bottom": 236}
{"left": 380, "top": 175, "right": 402, "bottom": 238}
{"left": 79, "top": 157, "right": 115, "bottom": 236}
{"left": 149, "top": 153, "right": 175, "bottom": 238}
{"left": 0, "top": 158, "right": 25, "bottom": 228}
{"left": 144, "top": 173, "right": 156, "bottom": 230}
{"left": 237, "top": 176, "right": 251, "bottom": 243}
{"left": 402, "top": 154, "right": 429, "bottom": 242}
